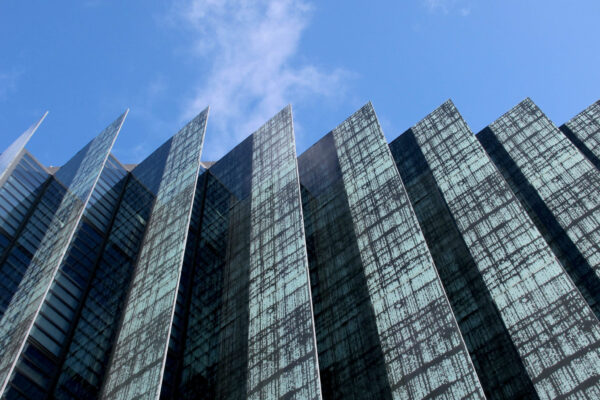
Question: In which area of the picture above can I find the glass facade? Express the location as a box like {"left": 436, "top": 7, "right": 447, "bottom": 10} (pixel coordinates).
{"left": 409, "top": 100, "right": 600, "bottom": 399}
{"left": 50, "top": 156, "right": 154, "bottom": 400}
{"left": 4, "top": 155, "right": 130, "bottom": 399}
{"left": 390, "top": 129, "right": 537, "bottom": 399}
{"left": 0, "top": 150, "right": 53, "bottom": 319}
{"left": 0, "top": 112, "right": 46, "bottom": 185}
{"left": 165, "top": 135, "right": 254, "bottom": 400}
{"left": 1, "top": 98, "right": 600, "bottom": 399}
{"left": 301, "top": 133, "right": 392, "bottom": 400}
{"left": 300, "top": 104, "right": 484, "bottom": 399}
{"left": 158, "top": 106, "right": 320, "bottom": 400}
{"left": 101, "top": 109, "right": 208, "bottom": 399}
{"left": 0, "top": 112, "right": 126, "bottom": 396}
{"left": 478, "top": 100, "right": 600, "bottom": 322}
{"left": 560, "top": 100, "right": 600, "bottom": 170}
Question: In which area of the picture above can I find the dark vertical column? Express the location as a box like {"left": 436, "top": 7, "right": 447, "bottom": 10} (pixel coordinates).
{"left": 174, "top": 135, "right": 253, "bottom": 400}
{"left": 411, "top": 100, "right": 600, "bottom": 399}
{"left": 159, "top": 171, "right": 209, "bottom": 400}
{"left": 299, "top": 133, "right": 393, "bottom": 400}
{"left": 212, "top": 137, "right": 253, "bottom": 400}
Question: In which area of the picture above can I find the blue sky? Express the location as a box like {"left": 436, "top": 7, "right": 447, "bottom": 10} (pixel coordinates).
{"left": 1, "top": 1, "right": 599, "bottom": 166}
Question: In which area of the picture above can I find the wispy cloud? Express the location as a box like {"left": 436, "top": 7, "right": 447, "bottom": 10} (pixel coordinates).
{"left": 0, "top": 71, "right": 20, "bottom": 101}
{"left": 424, "top": 0, "right": 471, "bottom": 16}
{"left": 170, "top": 0, "right": 350, "bottom": 159}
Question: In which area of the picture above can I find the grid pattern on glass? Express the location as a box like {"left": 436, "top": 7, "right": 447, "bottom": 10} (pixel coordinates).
{"left": 0, "top": 112, "right": 126, "bottom": 396}
{"left": 331, "top": 103, "right": 484, "bottom": 399}
{"left": 162, "top": 134, "right": 253, "bottom": 400}
{"left": 245, "top": 106, "right": 321, "bottom": 399}
{"left": 560, "top": 100, "right": 600, "bottom": 170}
{"left": 299, "top": 132, "right": 393, "bottom": 400}
{"left": 411, "top": 100, "right": 600, "bottom": 399}
{"left": 479, "top": 128, "right": 600, "bottom": 323}
{"left": 3, "top": 156, "right": 129, "bottom": 400}
{"left": 390, "top": 130, "right": 538, "bottom": 400}
{"left": 480, "top": 99, "right": 600, "bottom": 315}
{"left": 0, "top": 113, "right": 46, "bottom": 185}
{"left": 0, "top": 151, "right": 52, "bottom": 317}
{"left": 100, "top": 109, "right": 208, "bottom": 400}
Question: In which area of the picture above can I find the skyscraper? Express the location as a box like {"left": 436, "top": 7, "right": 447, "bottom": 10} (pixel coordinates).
{"left": 1, "top": 98, "right": 600, "bottom": 399}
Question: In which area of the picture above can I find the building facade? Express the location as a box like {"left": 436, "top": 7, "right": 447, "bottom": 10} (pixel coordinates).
{"left": 0, "top": 98, "right": 600, "bottom": 399}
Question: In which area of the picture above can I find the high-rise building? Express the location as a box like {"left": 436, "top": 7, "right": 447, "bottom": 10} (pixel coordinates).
{"left": 0, "top": 98, "right": 600, "bottom": 400}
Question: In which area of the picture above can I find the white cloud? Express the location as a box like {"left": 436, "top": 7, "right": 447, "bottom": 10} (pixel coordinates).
{"left": 424, "top": 0, "right": 471, "bottom": 16}
{"left": 424, "top": 0, "right": 449, "bottom": 13}
{"left": 0, "top": 71, "right": 20, "bottom": 101}
{"left": 171, "top": 0, "right": 349, "bottom": 159}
